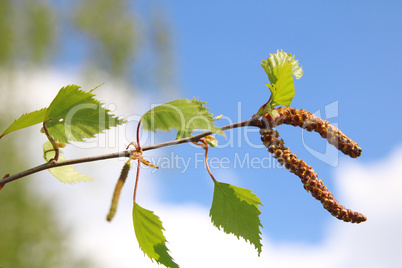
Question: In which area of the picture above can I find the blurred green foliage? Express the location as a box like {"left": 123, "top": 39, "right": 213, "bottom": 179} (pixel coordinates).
{"left": 0, "top": 0, "right": 175, "bottom": 266}
{"left": 0, "top": 0, "right": 175, "bottom": 84}
{"left": 0, "top": 0, "right": 56, "bottom": 65}
{"left": 74, "top": 0, "right": 138, "bottom": 76}
{"left": 0, "top": 179, "right": 92, "bottom": 268}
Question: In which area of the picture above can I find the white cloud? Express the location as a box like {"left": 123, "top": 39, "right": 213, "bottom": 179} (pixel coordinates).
{"left": 3, "top": 69, "right": 401, "bottom": 268}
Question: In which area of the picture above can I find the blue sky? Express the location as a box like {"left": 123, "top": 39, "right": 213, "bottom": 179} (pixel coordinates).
{"left": 2, "top": 0, "right": 401, "bottom": 267}
{"left": 145, "top": 0, "right": 402, "bottom": 244}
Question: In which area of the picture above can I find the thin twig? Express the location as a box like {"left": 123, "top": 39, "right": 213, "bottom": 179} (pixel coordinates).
{"left": 0, "top": 118, "right": 261, "bottom": 186}
{"left": 42, "top": 121, "right": 60, "bottom": 161}
{"left": 133, "top": 158, "right": 141, "bottom": 203}
{"left": 203, "top": 142, "right": 217, "bottom": 182}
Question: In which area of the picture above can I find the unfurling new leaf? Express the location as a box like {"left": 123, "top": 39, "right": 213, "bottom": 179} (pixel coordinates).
{"left": 210, "top": 182, "right": 263, "bottom": 256}
{"left": 261, "top": 49, "right": 303, "bottom": 82}
{"left": 43, "top": 141, "right": 93, "bottom": 183}
{"left": 266, "top": 62, "right": 295, "bottom": 107}
{"left": 255, "top": 50, "right": 303, "bottom": 117}
{"left": 141, "top": 98, "right": 222, "bottom": 139}
{"left": 132, "top": 203, "right": 178, "bottom": 268}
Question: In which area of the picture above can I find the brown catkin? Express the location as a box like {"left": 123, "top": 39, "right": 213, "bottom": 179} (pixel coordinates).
{"left": 262, "top": 107, "right": 362, "bottom": 158}
{"left": 260, "top": 128, "right": 367, "bottom": 223}
{"left": 107, "top": 161, "right": 131, "bottom": 222}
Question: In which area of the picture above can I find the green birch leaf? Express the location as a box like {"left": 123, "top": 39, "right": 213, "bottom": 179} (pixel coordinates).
{"left": 141, "top": 98, "right": 222, "bottom": 139}
{"left": 133, "top": 203, "right": 178, "bottom": 268}
{"left": 43, "top": 141, "right": 93, "bottom": 183}
{"left": 210, "top": 182, "right": 263, "bottom": 256}
{"left": 256, "top": 50, "right": 302, "bottom": 115}
{"left": 267, "top": 62, "right": 295, "bottom": 107}
{"left": 0, "top": 108, "right": 47, "bottom": 139}
{"left": 261, "top": 49, "right": 303, "bottom": 83}
{"left": 44, "top": 84, "right": 126, "bottom": 143}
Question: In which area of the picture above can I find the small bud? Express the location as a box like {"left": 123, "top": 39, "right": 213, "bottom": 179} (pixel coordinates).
{"left": 204, "top": 135, "right": 218, "bottom": 147}
{"left": 54, "top": 141, "right": 66, "bottom": 148}
{"left": 213, "top": 114, "right": 224, "bottom": 121}
{"left": 140, "top": 158, "right": 159, "bottom": 169}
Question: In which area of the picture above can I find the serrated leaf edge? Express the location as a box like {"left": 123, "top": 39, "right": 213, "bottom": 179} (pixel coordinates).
{"left": 210, "top": 182, "right": 263, "bottom": 255}
{"left": 0, "top": 107, "right": 47, "bottom": 139}
{"left": 133, "top": 203, "right": 179, "bottom": 268}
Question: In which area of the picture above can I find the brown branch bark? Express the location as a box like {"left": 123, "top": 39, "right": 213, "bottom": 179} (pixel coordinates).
{"left": 0, "top": 118, "right": 261, "bottom": 186}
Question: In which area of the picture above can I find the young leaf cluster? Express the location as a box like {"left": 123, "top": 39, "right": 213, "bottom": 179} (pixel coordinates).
{"left": 1, "top": 85, "right": 125, "bottom": 143}
{"left": 1, "top": 84, "right": 125, "bottom": 184}
{"left": 255, "top": 49, "right": 303, "bottom": 117}
{"left": 131, "top": 104, "right": 264, "bottom": 267}
{"left": 131, "top": 172, "right": 264, "bottom": 268}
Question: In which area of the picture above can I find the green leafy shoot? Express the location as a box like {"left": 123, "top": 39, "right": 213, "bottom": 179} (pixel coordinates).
{"left": 133, "top": 203, "right": 178, "bottom": 268}
{"left": 255, "top": 50, "right": 303, "bottom": 117}
{"left": 44, "top": 84, "right": 126, "bottom": 143}
{"left": 43, "top": 141, "right": 93, "bottom": 183}
{"left": 210, "top": 182, "right": 263, "bottom": 256}
{"left": 261, "top": 49, "right": 303, "bottom": 82}
{"left": 0, "top": 108, "right": 47, "bottom": 139}
{"left": 266, "top": 62, "right": 295, "bottom": 107}
{"left": 141, "top": 98, "right": 222, "bottom": 140}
